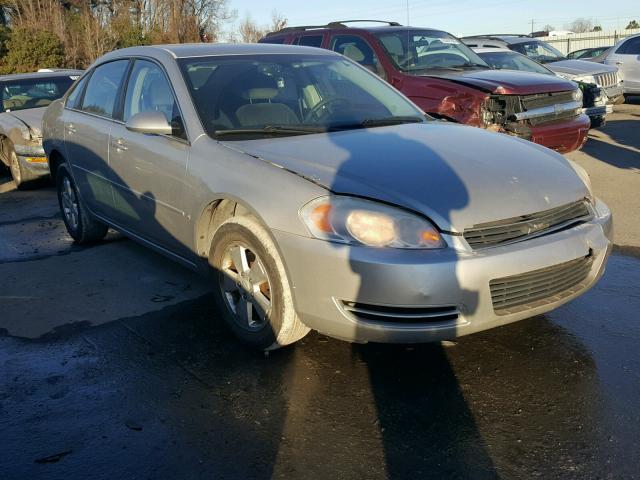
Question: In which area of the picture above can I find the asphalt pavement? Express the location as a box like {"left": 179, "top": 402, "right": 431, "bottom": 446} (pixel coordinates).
{"left": 1, "top": 102, "right": 639, "bottom": 479}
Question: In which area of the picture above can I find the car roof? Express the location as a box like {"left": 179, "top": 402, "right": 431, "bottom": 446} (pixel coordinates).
{"left": 463, "top": 35, "right": 535, "bottom": 45}
{"left": 265, "top": 25, "right": 446, "bottom": 38}
{"left": 472, "top": 47, "right": 512, "bottom": 53}
{"left": 98, "top": 43, "right": 339, "bottom": 64}
{"left": 0, "top": 70, "right": 83, "bottom": 82}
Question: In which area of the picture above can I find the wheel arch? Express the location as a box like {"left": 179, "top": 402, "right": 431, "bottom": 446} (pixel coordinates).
{"left": 47, "top": 148, "right": 66, "bottom": 182}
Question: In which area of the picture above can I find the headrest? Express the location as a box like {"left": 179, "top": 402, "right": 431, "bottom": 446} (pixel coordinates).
{"left": 246, "top": 87, "right": 278, "bottom": 100}
{"left": 343, "top": 44, "right": 365, "bottom": 62}
{"left": 147, "top": 77, "right": 174, "bottom": 105}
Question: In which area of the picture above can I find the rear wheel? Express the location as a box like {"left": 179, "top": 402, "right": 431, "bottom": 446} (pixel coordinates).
{"left": 209, "top": 215, "right": 309, "bottom": 350}
{"left": 56, "top": 164, "right": 108, "bottom": 244}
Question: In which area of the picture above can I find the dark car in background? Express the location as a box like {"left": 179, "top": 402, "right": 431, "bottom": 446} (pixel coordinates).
{"left": 0, "top": 70, "right": 82, "bottom": 189}
{"left": 567, "top": 46, "right": 611, "bottom": 60}
{"left": 261, "top": 21, "right": 591, "bottom": 153}
{"left": 473, "top": 48, "right": 612, "bottom": 128}
{"left": 461, "top": 35, "right": 624, "bottom": 104}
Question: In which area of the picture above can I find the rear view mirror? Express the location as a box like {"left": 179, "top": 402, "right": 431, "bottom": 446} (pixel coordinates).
{"left": 125, "top": 111, "right": 172, "bottom": 135}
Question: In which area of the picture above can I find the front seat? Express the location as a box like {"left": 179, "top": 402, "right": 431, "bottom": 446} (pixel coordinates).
{"left": 235, "top": 87, "right": 299, "bottom": 127}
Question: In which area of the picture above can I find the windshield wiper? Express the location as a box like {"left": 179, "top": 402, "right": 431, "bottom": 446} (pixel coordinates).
{"left": 214, "top": 125, "right": 326, "bottom": 137}
{"left": 329, "top": 116, "right": 426, "bottom": 131}
{"left": 458, "top": 63, "right": 492, "bottom": 69}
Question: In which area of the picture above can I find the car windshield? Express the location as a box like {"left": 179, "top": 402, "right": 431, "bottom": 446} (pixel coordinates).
{"left": 178, "top": 54, "right": 426, "bottom": 139}
{"left": 511, "top": 40, "right": 566, "bottom": 63}
{"left": 476, "top": 50, "right": 554, "bottom": 75}
{"left": 2, "top": 76, "right": 76, "bottom": 112}
{"left": 374, "top": 29, "right": 490, "bottom": 73}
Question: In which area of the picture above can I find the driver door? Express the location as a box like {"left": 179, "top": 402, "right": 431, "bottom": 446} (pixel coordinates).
{"left": 606, "top": 36, "right": 640, "bottom": 92}
{"left": 108, "top": 59, "right": 191, "bottom": 257}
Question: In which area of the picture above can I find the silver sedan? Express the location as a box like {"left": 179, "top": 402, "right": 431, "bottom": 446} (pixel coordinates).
{"left": 42, "top": 44, "right": 612, "bottom": 350}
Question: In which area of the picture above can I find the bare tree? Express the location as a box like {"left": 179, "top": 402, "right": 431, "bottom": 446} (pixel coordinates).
{"left": 238, "top": 14, "right": 264, "bottom": 43}
{"left": 542, "top": 24, "right": 555, "bottom": 33}
{"left": 270, "top": 10, "right": 287, "bottom": 33}
{"left": 566, "top": 18, "right": 594, "bottom": 33}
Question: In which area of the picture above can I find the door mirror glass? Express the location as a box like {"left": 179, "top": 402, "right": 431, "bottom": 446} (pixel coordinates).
{"left": 125, "top": 111, "right": 172, "bottom": 135}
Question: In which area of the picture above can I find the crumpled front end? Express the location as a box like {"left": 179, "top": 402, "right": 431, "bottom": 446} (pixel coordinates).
{"left": 480, "top": 89, "right": 590, "bottom": 152}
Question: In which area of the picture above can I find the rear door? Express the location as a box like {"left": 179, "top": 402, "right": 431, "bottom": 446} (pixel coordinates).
{"left": 64, "top": 60, "right": 130, "bottom": 217}
{"left": 108, "top": 58, "right": 191, "bottom": 256}
{"left": 607, "top": 36, "right": 640, "bottom": 92}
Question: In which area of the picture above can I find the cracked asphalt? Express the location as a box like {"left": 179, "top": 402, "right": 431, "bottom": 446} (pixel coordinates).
{"left": 1, "top": 102, "right": 639, "bottom": 479}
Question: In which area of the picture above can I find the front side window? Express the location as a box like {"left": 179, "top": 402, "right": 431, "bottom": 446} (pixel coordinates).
{"left": 81, "top": 60, "right": 129, "bottom": 119}
{"left": 617, "top": 37, "right": 640, "bottom": 55}
{"left": 477, "top": 51, "right": 554, "bottom": 75}
{"left": 179, "top": 54, "right": 425, "bottom": 139}
{"left": 2, "top": 75, "right": 76, "bottom": 112}
{"left": 511, "top": 41, "right": 565, "bottom": 63}
{"left": 123, "top": 59, "right": 185, "bottom": 139}
{"left": 375, "top": 29, "right": 489, "bottom": 73}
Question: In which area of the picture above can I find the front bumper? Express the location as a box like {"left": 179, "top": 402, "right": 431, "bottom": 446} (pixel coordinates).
{"left": 584, "top": 104, "right": 613, "bottom": 117}
{"left": 16, "top": 154, "right": 50, "bottom": 178}
{"left": 529, "top": 113, "right": 591, "bottom": 153}
{"left": 275, "top": 199, "right": 612, "bottom": 344}
{"left": 603, "top": 83, "right": 624, "bottom": 101}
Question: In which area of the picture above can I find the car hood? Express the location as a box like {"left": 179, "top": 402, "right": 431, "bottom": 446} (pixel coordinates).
{"left": 546, "top": 59, "right": 617, "bottom": 76}
{"left": 6, "top": 107, "right": 46, "bottom": 134}
{"left": 225, "top": 123, "right": 589, "bottom": 232}
{"left": 426, "top": 69, "right": 576, "bottom": 94}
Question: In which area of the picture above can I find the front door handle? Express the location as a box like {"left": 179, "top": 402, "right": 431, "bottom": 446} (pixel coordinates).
{"left": 65, "top": 123, "right": 76, "bottom": 134}
{"left": 616, "top": 61, "right": 624, "bottom": 65}
{"left": 111, "top": 138, "right": 128, "bottom": 151}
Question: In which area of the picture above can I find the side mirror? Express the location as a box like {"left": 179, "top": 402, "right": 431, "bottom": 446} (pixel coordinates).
{"left": 125, "top": 111, "right": 172, "bottom": 135}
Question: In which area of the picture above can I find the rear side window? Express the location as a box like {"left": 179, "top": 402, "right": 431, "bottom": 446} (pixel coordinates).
{"left": 66, "top": 75, "right": 89, "bottom": 109}
{"left": 617, "top": 37, "right": 640, "bottom": 54}
{"left": 81, "top": 60, "right": 129, "bottom": 119}
{"left": 295, "top": 35, "right": 324, "bottom": 48}
{"left": 260, "top": 37, "right": 286, "bottom": 44}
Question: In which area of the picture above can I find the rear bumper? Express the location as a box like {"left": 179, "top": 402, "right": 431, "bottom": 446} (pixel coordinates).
{"left": 529, "top": 114, "right": 591, "bottom": 153}
{"left": 275, "top": 199, "right": 612, "bottom": 344}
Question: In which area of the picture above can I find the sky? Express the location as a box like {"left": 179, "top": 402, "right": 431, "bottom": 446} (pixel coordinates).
{"left": 224, "top": 0, "right": 639, "bottom": 38}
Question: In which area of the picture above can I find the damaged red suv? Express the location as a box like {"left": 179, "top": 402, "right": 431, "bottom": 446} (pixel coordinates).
{"left": 260, "top": 21, "right": 590, "bottom": 153}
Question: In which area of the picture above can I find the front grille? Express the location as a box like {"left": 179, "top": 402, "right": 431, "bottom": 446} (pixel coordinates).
{"left": 594, "top": 72, "right": 619, "bottom": 88}
{"left": 520, "top": 91, "right": 575, "bottom": 110}
{"left": 340, "top": 301, "right": 459, "bottom": 324}
{"left": 490, "top": 254, "right": 594, "bottom": 315}
{"left": 463, "top": 200, "right": 592, "bottom": 250}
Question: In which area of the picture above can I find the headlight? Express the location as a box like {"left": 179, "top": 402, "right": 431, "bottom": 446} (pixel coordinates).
{"left": 572, "top": 74, "right": 597, "bottom": 85}
{"left": 14, "top": 143, "right": 45, "bottom": 157}
{"left": 572, "top": 88, "right": 583, "bottom": 102}
{"left": 568, "top": 160, "right": 594, "bottom": 201}
{"left": 300, "top": 196, "right": 445, "bottom": 249}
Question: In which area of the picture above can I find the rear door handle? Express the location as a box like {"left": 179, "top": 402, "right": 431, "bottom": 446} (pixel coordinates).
{"left": 616, "top": 61, "right": 624, "bottom": 65}
{"left": 111, "top": 138, "right": 128, "bottom": 151}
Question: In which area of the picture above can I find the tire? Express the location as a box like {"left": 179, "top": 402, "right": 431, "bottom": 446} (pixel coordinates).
{"left": 56, "top": 164, "right": 108, "bottom": 244}
{"left": 8, "top": 143, "right": 40, "bottom": 190}
{"left": 209, "top": 215, "right": 310, "bottom": 350}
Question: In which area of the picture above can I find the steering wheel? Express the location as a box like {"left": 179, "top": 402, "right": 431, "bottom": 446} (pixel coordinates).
{"left": 304, "top": 97, "right": 349, "bottom": 123}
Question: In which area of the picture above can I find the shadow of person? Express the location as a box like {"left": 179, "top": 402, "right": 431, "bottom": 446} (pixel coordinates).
{"left": 327, "top": 123, "right": 494, "bottom": 477}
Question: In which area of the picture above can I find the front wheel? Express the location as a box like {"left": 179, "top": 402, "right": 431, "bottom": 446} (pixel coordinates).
{"left": 8, "top": 144, "right": 39, "bottom": 190}
{"left": 56, "top": 164, "right": 108, "bottom": 244}
{"left": 209, "top": 215, "right": 310, "bottom": 350}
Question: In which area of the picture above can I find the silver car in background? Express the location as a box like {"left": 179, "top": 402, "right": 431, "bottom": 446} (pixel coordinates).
{"left": 0, "top": 70, "right": 81, "bottom": 188}
{"left": 42, "top": 44, "right": 612, "bottom": 350}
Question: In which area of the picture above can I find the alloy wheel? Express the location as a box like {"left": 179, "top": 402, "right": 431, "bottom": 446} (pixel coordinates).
{"left": 61, "top": 176, "right": 79, "bottom": 230}
{"left": 219, "top": 242, "right": 272, "bottom": 331}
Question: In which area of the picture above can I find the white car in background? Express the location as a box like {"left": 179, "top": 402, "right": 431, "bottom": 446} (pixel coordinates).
{"left": 591, "top": 34, "right": 640, "bottom": 99}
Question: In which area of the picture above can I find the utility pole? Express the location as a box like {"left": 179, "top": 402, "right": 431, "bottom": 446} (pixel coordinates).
{"left": 531, "top": 19, "right": 535, "bottom": 34}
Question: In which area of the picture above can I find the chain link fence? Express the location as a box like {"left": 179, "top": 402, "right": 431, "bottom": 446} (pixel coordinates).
{"left": 541, "top": 28, "right": 640, "bottom": 55}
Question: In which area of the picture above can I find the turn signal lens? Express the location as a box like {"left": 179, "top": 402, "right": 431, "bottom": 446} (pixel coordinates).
{"left": 310, "top": 204, "right": 333, "bottom": 233}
